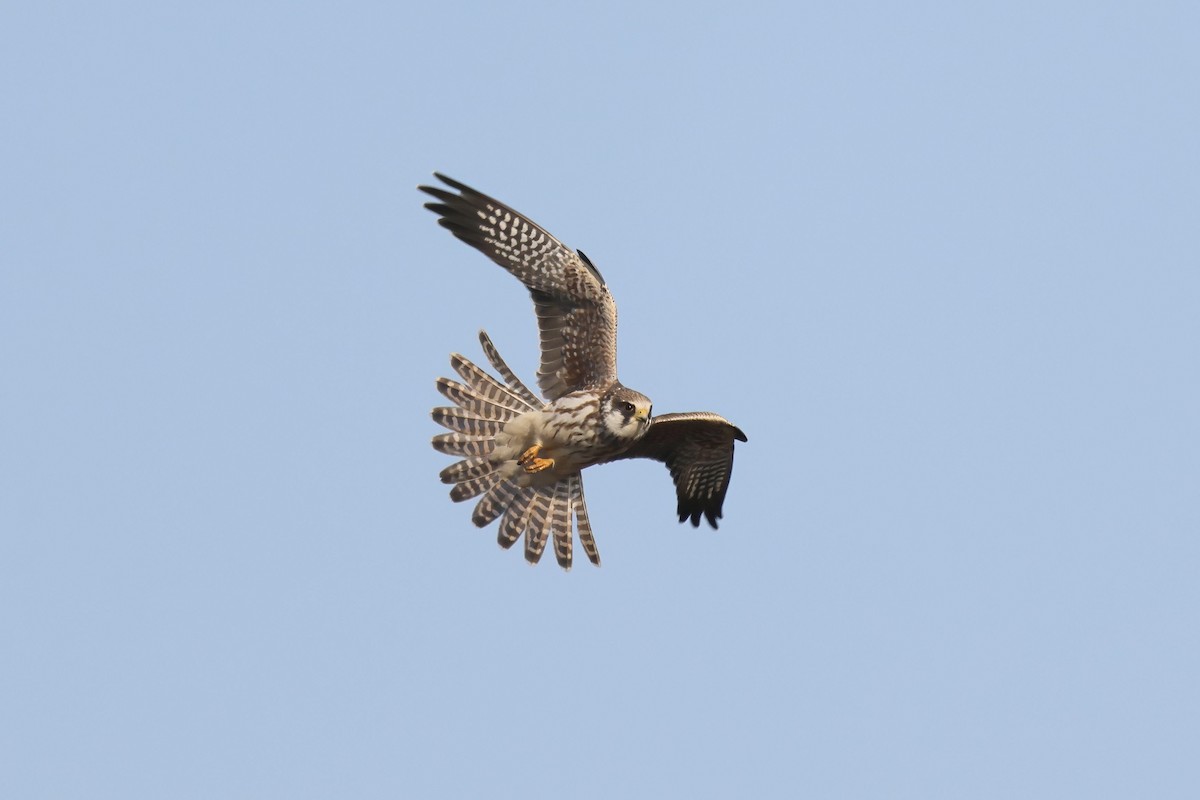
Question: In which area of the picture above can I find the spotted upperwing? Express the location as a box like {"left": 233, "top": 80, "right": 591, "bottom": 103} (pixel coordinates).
{"left": 419, "top": 174, "right": 619, "bottom": 401}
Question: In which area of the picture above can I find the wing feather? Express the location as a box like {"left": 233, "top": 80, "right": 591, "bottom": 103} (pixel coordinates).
{"left": 420, "top": 174, "right": 619, "bottom": 400}
{"left": 613, "top": 412, "right": 747, "bottom": 528}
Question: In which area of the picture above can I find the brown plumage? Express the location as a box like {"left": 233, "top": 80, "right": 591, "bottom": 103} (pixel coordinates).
{"left": 421, "top": 174, "right": 746, "bottom": 569}
{"left": 421, "top": 173, "right": 616, "bottom": 401}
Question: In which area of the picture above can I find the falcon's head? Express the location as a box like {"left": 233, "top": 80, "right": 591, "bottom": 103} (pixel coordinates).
{"left": 601, "top": 385, "right": 653, "bottom": 442}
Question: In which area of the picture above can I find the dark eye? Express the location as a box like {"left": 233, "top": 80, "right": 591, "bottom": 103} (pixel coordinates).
{"left": 620, "top": 401, "right": 635, "bottom": 414}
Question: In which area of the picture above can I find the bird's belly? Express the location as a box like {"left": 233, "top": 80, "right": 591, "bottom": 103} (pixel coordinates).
{"left": 492, "top": 404, "right": 609, "bottom": 483}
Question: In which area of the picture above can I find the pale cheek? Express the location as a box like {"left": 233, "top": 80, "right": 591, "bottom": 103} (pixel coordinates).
{"left": 606, "top": 411, "right": 633, "bottom": 435}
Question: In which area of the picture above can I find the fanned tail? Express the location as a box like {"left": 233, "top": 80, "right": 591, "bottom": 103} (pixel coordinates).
{"left": 433, "top": 333, "right": 538, "bottom": 499}
{"left": 431, "top": 332, "right": 600, "bottom": 570}
{"left": 492, "top": 473, "right": 598, "bottom": 570}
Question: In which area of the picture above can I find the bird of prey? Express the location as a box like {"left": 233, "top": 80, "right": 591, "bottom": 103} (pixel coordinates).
{"left": 420, "top": 173, "right": 746, "bottom": 569}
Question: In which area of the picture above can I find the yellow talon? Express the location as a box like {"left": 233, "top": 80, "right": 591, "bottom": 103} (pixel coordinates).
{"left": 518, "top": 444, "right": 555, "bottom": 474}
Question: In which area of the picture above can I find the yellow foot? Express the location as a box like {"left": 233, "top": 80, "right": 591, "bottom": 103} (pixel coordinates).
{"left": 518, "top": 444, "right": 555, "bottom": 474}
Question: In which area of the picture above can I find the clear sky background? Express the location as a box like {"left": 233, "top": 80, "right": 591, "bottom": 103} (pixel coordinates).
{"left": 3, "top": 2, "right": 1198, "bottom": 798}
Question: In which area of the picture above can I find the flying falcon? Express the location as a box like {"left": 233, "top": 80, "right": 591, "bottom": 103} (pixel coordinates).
{"left": 420, "top": 173, "right": 746, "bottom": 569}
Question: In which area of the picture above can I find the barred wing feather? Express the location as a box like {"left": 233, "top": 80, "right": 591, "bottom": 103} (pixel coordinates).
{"left": 420, "top": 173, "right": 618, "bottom": 400}
{"left": 613, "top": 412, "right": 747, "bottom": 528}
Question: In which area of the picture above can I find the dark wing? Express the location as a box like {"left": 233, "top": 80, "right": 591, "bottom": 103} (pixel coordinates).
{"left": 613, "top": 412, "right": 747, "bottom": 528}
{"left": 419, "top": 173, "right": 618, "bottom": 401}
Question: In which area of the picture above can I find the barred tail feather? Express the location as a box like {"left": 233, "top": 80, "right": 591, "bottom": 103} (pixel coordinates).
{"left": 449, "top": 354, "right": 531, "bottom": 413}
{"left": 571, "top": 476, "right": 600, "bottom": 567}
{"left": 432, "top": 407, "right": 506, "bottom": 436}
{"left": 550, "top": 479, "right": 573, "bottom": 569}
{"left": 432, "top": 342, "right": 541, "bottom": 445}
{"left": 450, "top": 473, "right": 500, "bottom": 502}
{"left": 524, "top": 487, "right": 554, "bottom": 565}
{"left": 431, "top": 432, "right": 495, "bottom": 458}
{"left": 498, "top": 487, "right": 535, "bottom": 551}
{"left": 472, "top": 478, "right": 520, "bottom": 528}
{"left": 491, "top": 476, "right": 591, "bottom": 570}
{"left": 436, "top": 378, "right": 521, "bottom": 420}
{"left": 439, "top": 456, "right": 494, "bottom": 484}
{"left": 479, "top": 330, "right": 541, "bottom": 408}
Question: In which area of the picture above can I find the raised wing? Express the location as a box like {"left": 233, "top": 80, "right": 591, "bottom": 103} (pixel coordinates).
{"left": 419, "top": 173, "right": 618, "bottom": 401}
{"left": 613, "top": 412, "right": 747, "bottom": 528}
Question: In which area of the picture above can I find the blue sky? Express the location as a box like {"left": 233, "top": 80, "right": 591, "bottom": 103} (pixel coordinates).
{"left": 3, "top": 2, "right": 1198, "bottom": 797}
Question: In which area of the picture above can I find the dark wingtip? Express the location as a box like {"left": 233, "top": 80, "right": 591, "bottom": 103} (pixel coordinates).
{"left": 733, "top": 426, "right": 748, "bottom": 442}
{"left": 576, "top": 249, "right": 606, "bottom": 286}
{"left": 432, "top": 172, "right": 474, "bottom": 194}
{"left": 421, "top": 173, "right": 477, "bottom": 200}
{"left": 420, "top": 187, "right": 458, "bottom": 205}
{"left": 679, "top": 503, "right": 727, "bottom": 529}
{"left": 418, "top": 175, "right": 450, "bottom": 197}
